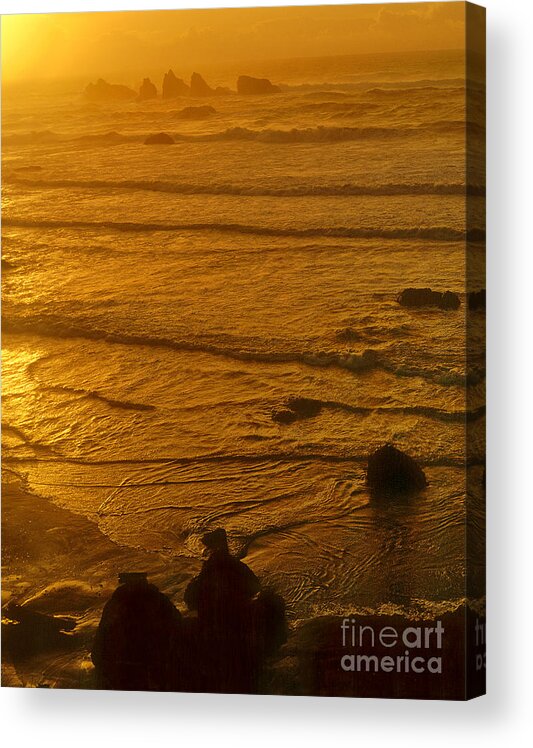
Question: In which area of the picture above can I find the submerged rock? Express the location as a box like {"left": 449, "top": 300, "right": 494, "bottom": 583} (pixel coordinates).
{"left": 138, "top": 77, "right": 157, "bottom": 100}
{"left": 272, "top": 396, "right": 323, "bottom": 424}
{"left": 162, "top": 69, "right": 190, "bottom": 98}
{"left": 84, "top": 78, "right": 137, "bottom": 102}
{"left": 272, "top": 409, "right": 298, "bottom": 424}
{"left": 190, "top": 72, "right": 214, "bottom": 97}
{"left": 468, "top": 289, "right": 486, "bottom": 310}
{"left": 175, "top": 105, "right": 216, "bottom": 119}
{"left": 336, "top": 327, "right": 362, "bottom": 342}
{"left": 144, "top": 132, "right": 175, "bottom": 145}
{"left": 366, "top": 444, "right": 427, "bottom": 495}
{"left": 397, "top": 287, "right": 460, "bottom": 310}
{"left": 237, "top": 75, "right": 280, "bottom": 95}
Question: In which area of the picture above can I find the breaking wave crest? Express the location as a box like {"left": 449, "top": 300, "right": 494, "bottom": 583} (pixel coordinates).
{"left": 42, "top": 384, "right": 156, "bottom": 412}
{"left": 2, "top": 120, "right": 482, "bottom": 147}
{"left": 3, "top": 313, "right": 469, "bottom": 388}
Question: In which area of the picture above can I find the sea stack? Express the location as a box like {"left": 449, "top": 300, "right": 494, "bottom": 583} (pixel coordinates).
{"left": 237, "top": 75, "right": 280, "bottom": 95}
{"left": 162, "top": 70, "right": 190, "bottom": 98}
{"left": 84, "top": 79, "right": 137, "bottom": 102}
{"left": 138, "top": 78, "right": 157, "bottom": 100}
{"left": 366, "top": 444, "right": 427, "bottom": 495}
{"left": 190, "top": 73, "right": 214, "bottom": 97}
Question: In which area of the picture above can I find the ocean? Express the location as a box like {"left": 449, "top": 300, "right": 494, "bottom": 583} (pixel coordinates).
{"left": 1, "top": 48, "right": 485, "bottom": 675}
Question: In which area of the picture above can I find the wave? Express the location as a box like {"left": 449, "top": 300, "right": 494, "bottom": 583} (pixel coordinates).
{"left": 2, "top": 217, "right": 485, "bottom": 242}
{"left": 3, "top": 313, "right": 473, "bottom": 390}
{"left": 2, "top": 313, "right": 380, "bottom": 372}
{"left": 1, "top": 130, "right": 134, "bottom": 146}
{"left": 366, "top": 85, "right": 464, "bottom": 96}
{"left": 5, "top": 175, "right": 485, "bottom": 197}
{"left": 280, "top": 78, "right": 466, "bottom": 93}
{"left": 2, "top": 120, "right": 481, "bottom": 147}
{"left": 42, "top": 384, "right": 156, "bottom": 412}
{"left": 1, "top": 421, "right": 61, "bottom": 457}
{"left": 311, "top": 398, "right": 485, "bottom": 424}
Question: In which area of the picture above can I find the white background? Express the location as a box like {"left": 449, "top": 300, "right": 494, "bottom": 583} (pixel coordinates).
{"left": 0, "top": 0, "right": 532, "bottom": 745}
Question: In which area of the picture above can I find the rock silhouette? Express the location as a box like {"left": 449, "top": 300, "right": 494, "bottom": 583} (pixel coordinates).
{"left": 138, "top": 78, "right": 157, "bottom": 100}
{"left": 84, "top": 78, "right": 136, "bottom": 102}
{"left": 190, "top": 72, "right": 214, "bottom": 97}
{"left": 185, "top": 529, "right": 260, "bottom": 623}
{"left": 91, "top": 573, "right": 183, "bottom": 691}
{"left": 367, "top": 444, "right": 428, "bottom": 495}
{"left": 397, "top": 287, "right": 460, "bottom": 310}
{"left": 237, "top": 75, "right": 280, "bottom": 94}
{"left": 91, "top": 532, "right": 287, "bottom": 693}
{"left": 175, "top": 105, "right": 216, "bottom": 119}
{"left": 184, "top": 528, "right": 286, "bottom": 693}
{"left": 162, "top": 69, "right": 190, "bottom": 98}
{"left": 144, "top": 132, "right": 175, "bottom": 145}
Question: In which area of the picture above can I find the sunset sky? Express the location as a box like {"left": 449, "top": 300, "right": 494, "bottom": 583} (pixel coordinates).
{"left": 1, "top": 2, "right": 467, "bottom": 82}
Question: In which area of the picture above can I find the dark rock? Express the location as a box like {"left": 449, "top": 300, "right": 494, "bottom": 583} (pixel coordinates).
{"left": 2, "top": 602, "right": 76, "bottom": 660}
{"left": 175, "top": 105, "right": 216, "bottom": 119}
{"left": 287, "top": 397, "right": 323, "bottom": 418}
{"left": 468, "top": 289, "right": 486, "bottom": 310}
{"left": 144, "top": 132, "right": 175, "bottom": 145}
{"left": 237, "top": 75, "right": 280, "bottom": 95}
{"left": 272, "top": 409, "right": 298, "bottom": 424}
{"left": 440, "top": 290, "right": 461, "bottom": 310}
{"left": 138, "top": 77, "right": 157, "bottom": 100}
{"left": 162, "top": 69, "right": 190, "bottom": 98}
{"left": 84, "top": 78, "right": 137, "bottom": 102}
{"left": 91, "top": 576, "right": 183, "bottom": 691}
{"left": 272, "top": 396, "right": 323, "bottom": 424}
{"left": 290, "top": 606, "right": 478, "bottom": 699}
{"left": 367, "top": 444, "right": 427, "bottom": 495}
{"left": 397, "top": 287, "right": 460, "bottom": 310}
{"left": 183, "top": 528, "right": 286, "bottom": 694}
{"left": 190, "top": 72, "right": 214, "bottom": 97}
{"left": 397, "top": 287, "right": 442, "bottom": 307}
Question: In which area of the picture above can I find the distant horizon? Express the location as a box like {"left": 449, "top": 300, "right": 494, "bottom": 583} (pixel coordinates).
{"left": 1, "top": 46, "right": 465, "bottom": 90}
{"left": 1, "top": 3, "right": 468, "bottom": 82}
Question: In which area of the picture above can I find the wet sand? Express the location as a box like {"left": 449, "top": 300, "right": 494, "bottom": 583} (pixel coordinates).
{"left": 1, "top": 478, "right": 188, "bottom": 688}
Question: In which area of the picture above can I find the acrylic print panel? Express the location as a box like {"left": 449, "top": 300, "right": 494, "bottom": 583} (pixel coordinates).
{"left": 1, "top": 2, "right": 486, "bottom": 698}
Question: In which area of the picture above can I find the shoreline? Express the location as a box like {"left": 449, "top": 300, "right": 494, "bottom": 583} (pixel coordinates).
{"left": 1, "top": 478, "right": 483, "bottom": 697}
